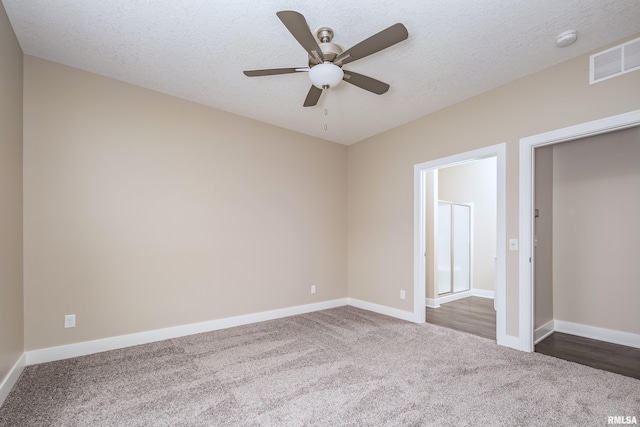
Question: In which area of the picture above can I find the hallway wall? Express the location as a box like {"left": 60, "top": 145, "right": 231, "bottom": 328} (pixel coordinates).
{"left": 552, "top": 126, "right": 640, "bottom": 334}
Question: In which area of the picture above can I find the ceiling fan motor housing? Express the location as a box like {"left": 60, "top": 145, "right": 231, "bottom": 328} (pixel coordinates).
{"left": 310, "top": 42, "right": 342, "bottom": 64}
{"left": 308, "top": 27, "right": 343, "bottom": 64}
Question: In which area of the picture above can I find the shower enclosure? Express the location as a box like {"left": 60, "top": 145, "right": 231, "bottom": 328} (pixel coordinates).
{"left": 437, "top": 202, "right": 471, "bottom": 295}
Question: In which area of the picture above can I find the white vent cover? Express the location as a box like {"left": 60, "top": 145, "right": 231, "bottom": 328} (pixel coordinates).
{"left": 590, "top": 37, "right": 640, "bottom": 84}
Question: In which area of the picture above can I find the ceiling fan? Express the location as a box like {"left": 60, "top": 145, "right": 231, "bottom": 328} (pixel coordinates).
{"left": 243, "top": 11, "right": 408, "bottom": 107}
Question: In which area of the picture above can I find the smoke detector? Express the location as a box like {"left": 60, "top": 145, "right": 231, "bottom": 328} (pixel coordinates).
{"left": 556, "top": 30, "right": 577, "bottom": 48}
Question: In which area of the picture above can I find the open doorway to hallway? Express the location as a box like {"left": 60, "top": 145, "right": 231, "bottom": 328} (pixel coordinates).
{"left": 517, "top": 109, "right": 640, "bottom": 371}
{"left": 531, "top": 125, "right": 640, "bottom": 379}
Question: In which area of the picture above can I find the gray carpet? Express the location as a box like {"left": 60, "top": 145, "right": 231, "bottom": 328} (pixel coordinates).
{"left": 1, "top": 306, "right": 638, "bottom": 426}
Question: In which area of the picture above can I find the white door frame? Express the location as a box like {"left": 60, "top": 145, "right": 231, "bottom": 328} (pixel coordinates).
{"left": 414, "top": 143, "right": 507, "bottom": 345}
{"left": 518, "top": 110, "right": 640, "bottom": 352}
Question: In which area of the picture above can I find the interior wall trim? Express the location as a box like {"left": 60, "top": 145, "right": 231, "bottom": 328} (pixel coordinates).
{"left": 22, "top": 298, "right": 417, "bottom": 368}
{"left": 534, "top": 320, "right": 555, "bottom": 344}
{"left": 425, "top": 298, "right": 439, "bottom": 309}
{"left": 0, "top": 353, "right": 26, "bottom": 407}
{"left": 424, "top": 290, "right": 495, "bottom": 311}
{"left": 347, "top": 298, "right": 415, "bottom": 322}
{"left": 471, "top": 289, "right": 494, "bottom": 299}
{"left": 25, "top": 298, "right": 349, "bottom": 366}
{"left": 554, "top": 320, "right": 640, "bottom": 349}
{"left": 434, "top": 290, "right": 473, "bottom": 305}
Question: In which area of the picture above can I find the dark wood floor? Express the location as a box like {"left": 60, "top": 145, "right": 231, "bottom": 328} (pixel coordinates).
{"left": 426, "top": 296, "right": 496, "bottom": 340}
{"left": 426, "top": 297, "right": 640, "bottom": 380}
{"left": 535, "top": 332, "right": 640, "bottom": 380}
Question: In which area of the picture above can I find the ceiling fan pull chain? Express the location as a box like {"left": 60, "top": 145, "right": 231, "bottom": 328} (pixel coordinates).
{"left": 324, "top": 108, "right": 328, "bottom": 131}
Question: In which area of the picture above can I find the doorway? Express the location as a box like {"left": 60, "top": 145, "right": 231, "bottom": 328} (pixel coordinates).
{"left": 428, "top": 158, "right": 496, "bottom": 307}
{"left": 413, "top": 143, "right": 507, "bottom": 346}
{"left": 518, "top": 109, "right": 640, "bottom": 352}
{"left": 530, "top": 125, "right": 640, "bottom": 379}
{"left": 426, "top": 159, "right": 495, "bottom": 341}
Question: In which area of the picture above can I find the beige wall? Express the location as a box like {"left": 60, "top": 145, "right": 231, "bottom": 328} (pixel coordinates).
{"left": 552, "top": 127, "right": 640, "bottom": 334}
{"left": 534, "top": 146, "right": 554, "bottom": 329}
{"left": 23, "top": 57, "right": 347, "bottom": 351}
{"left": 0, "top": 4, "right": 24, "bottom": 383}
{"left": 11, "top": 31, "right": 640, "bottom": 354}
{"left": 347, "top": 33, "right": 640, "bottom": 337}
{"left": 438, "top": 157, "right": 497, "bottom": 292}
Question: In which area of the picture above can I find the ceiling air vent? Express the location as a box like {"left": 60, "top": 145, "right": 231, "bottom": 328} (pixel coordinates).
{"left": 590, "top": 36, "right": 640, "bottom": 84}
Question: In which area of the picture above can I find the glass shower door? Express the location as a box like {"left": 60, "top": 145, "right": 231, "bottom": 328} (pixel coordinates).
{"left": 437, "top": 203, "right": 452, "bottom": 294}
{"left": 437, "top": 202, "right": 471, "bottom": 295}
{"left": 452, "top": 204, "right": 471, "bottom": 293}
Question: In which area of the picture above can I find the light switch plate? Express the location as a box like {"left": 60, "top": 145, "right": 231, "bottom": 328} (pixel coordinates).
{"left": 509, "top": 239, "right": 519, "bottom": 251}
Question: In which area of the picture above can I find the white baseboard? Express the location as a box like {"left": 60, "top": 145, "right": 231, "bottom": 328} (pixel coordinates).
{"left": 26, "top": 298, "right": 349, "bottom": 365}
{"left": 497, "top": 333, "right": 528, "bottom": 352}
{"left": 0, "top": 353, "right": 26, "bottom": 407}
{"left": 534, "top": 320, "right": 555, "bottom": 344}
{"left": 435, "top": 290, "right": 473, "bottom": 305}
{"left": 347, "top": 298, "right": 415, "bottom": 322}
{"left": 554, "top": 320, "right": 640, "bottom": 349}
{"left": 425, "top": 298, "right": 439, "bottom": 309}
{"left": 425, "top": 289, "right": 495, "bottom": 310}
{"left": 471, "top": 289, "right": 495, "bottom": 299}
{"left": 22, "top": 294, "right": 490, "bottom": 367}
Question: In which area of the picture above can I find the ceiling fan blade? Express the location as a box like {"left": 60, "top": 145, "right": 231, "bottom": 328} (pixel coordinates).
{"left": 334, "top": 23, "right": 408, "bottom": 66}
{"left": 303, "top": 85, "right": 323, "bottom": 107}
{"left": 243, "top": 67, "right": 309, "bottom": 77}
{"left": 276, "top": 11, "right": 324, "bottom": 62}
{"left": 343, "top": 71, "right": 390, "bottom": 95}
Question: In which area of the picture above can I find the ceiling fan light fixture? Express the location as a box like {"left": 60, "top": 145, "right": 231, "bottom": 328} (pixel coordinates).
{"left": 309, "top": 62, "right": 343, "bottom": 89}
{"left": 244, "top": 11, "right": 408, "bottom": 106}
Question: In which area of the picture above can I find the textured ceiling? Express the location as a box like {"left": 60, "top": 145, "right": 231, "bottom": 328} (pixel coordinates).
{"left": 3, "top": 1, "right": 640, "bottom": 145}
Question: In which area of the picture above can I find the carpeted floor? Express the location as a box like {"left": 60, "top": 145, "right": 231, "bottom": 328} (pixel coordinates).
{"left": 1, "top": 306, "right": 638, "bottom": 426}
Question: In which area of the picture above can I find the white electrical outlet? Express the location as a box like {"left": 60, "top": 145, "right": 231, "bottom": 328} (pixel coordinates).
{"left": 64, "top": 314, "right": 76, "bottom": 328}
{"left": 400, "top": 290, "right": 406, "bottom": 300}
{"left": 311, "top": 285, "right": 316, "bottom": 294}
